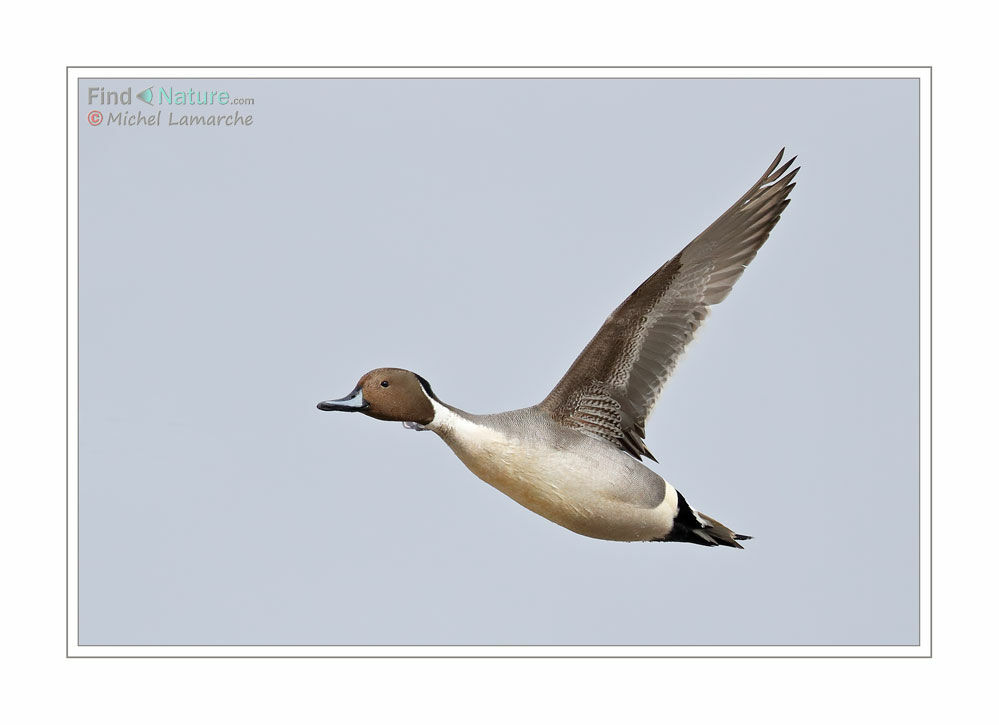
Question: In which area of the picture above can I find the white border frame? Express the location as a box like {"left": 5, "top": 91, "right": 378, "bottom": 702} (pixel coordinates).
{"left": 67, "top": 66, "right": 931, "bottom": 658}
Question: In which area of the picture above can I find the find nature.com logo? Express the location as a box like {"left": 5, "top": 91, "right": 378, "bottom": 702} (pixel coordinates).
{"left": 85, "top": 85, "right": 256, "bottom": 128}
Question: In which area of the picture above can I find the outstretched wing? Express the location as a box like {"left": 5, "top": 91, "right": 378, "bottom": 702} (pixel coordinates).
{"left": 538, "top": 150, "right": 799, "bottom": 461}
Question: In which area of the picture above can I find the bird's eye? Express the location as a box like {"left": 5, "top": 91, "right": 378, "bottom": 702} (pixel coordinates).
{"left": 381, "top": 381, "right": 389, "bottom": 387}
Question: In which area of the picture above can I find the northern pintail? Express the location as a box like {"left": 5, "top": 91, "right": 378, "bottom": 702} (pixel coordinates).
{"left": 319, "top": 150, "right": 798, "bottom": 546}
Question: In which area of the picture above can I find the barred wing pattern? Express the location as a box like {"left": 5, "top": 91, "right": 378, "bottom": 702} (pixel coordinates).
{"left": 539, "top": 150, "right": 799, "bottom": 461}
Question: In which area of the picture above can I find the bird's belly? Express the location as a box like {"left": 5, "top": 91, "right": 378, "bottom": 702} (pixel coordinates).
{"left": 443, "top": 431, "right": 675, "bottom": 541}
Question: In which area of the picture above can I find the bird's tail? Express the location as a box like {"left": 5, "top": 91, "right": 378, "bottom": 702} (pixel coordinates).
{"left": 661, "top": 491, "right": 752, "bottom": 548}
{"left": 691, "top": 512, "right": 752, "bottom": 549}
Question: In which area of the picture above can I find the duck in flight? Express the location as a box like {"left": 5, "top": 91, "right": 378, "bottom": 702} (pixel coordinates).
{"left": 318, "top": 150, "right": 798, "bottom": 547}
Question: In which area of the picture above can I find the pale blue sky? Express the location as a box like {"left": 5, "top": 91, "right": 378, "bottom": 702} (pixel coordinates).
{"left": 78, "top": 78, "right": 919, "bottom": 645}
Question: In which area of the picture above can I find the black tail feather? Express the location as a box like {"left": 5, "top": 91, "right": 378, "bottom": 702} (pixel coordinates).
{"left": 655, "top": 491, "right": 750, "bottom": 548}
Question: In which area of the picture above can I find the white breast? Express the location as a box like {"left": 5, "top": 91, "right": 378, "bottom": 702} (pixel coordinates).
{"left": 427, "top": 402, "right": 542, "bottom": 497}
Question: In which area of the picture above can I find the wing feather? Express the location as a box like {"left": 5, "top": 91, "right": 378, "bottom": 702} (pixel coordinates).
{"left": 538, "top": 150, "right": 799, "bottom": 460}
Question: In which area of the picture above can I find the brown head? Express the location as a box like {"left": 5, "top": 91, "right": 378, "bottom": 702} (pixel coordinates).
{"left": 317, "top": 368, "right": 437, "bottom": 425}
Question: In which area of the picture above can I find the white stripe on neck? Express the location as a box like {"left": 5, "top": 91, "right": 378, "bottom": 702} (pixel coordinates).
{"left": 426, "top": 398, "right": 510, "bottom": 449}
{"left": 426, "top": 398, "right": 465, "bottom": 435}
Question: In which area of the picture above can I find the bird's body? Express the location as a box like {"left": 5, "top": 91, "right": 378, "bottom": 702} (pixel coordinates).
{"left": 318, "top": 150, "right": 799, "bottom": 547}
{"left": 426, "top": 402, "right": 676, "bottom": 542}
